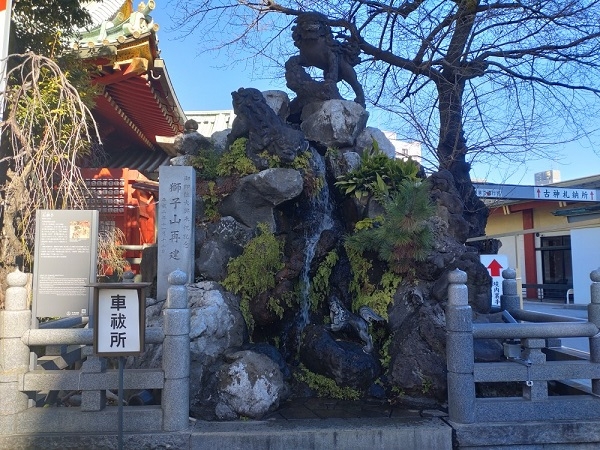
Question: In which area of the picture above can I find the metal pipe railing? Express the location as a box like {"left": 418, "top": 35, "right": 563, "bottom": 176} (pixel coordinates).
{"left": 39, "top": 316, "right": 90, "bottom": 329}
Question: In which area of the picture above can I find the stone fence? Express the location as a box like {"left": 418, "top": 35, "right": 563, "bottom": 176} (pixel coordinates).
{"left": 0, "top": 269, "right": 190, "bottom": 435}
{"left": 447, "top": 267, "right": 600, "bottom": 424}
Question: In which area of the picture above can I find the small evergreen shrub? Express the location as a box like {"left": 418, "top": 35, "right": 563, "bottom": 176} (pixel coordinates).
{"left": 345, "top": 180, "right": 434, "bottom": 277}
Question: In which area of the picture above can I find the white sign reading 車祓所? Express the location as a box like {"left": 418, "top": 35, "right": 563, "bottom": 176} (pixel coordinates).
{"left": 93, "top": 286, "right": 146, "bottom": 356}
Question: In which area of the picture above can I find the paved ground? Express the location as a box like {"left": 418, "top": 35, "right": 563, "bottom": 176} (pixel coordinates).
{"left": 523, "top": 299, "right": 589, "bottom": 352}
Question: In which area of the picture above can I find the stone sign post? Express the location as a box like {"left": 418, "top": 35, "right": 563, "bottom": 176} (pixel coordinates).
{"left": 157, "top": 166, "right": 195, "bottom": 300}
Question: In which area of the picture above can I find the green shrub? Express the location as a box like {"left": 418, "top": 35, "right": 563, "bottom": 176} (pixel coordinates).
{"left": 345, "top": 180, "right": 434, "bottom": 276}
{"left": 295, "top": 365, "right": 361, "bottom": 400}
{"left": 217, "top": 138, "right": 257, "bottom": 177}
{"left": 334, "top": 143, "right": 421, "bottom": 201}
{"left": 352, "top": 271, "right": 401, "bottom": 319}
{"left": 190, "top": 148, "right": 221, "bottom": 180}
{"left": 222, "top": 223, "right": 284, "bottom": 335}
{"left": 308, "top": 250, "right": 339, "bottom": 312}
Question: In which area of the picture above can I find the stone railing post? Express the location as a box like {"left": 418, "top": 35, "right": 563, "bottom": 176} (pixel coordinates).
{"left": 588, "top": 268, "right": 600, "bottom": 395}
{"left": 446, "top": 269, "right": 475, "bottom": 424}
{"left": 0, "top": 269, "right": 32, "bottom": 418}
{"left": 521, "top": 338, "right": 547, "bottom": 400}
{"left": 500, "top": 268, "right": 520, "bottom": 312}
{"left": 161, "top": 270, "right": 190, "bottom": 431}
{"left": 80, "top": 350, "right": 107, "bottom": 411}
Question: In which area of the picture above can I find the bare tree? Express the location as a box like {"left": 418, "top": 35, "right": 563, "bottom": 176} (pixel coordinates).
{"left": 168, "top": 0, "right": 600, "bottom": 238}
{"left": 0, "top": 53, "right": 100, "bottom": 288}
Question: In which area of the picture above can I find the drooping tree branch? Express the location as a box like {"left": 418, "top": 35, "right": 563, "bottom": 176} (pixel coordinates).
{"left": 0, "top": 52, "right": 101, "bottom": 275}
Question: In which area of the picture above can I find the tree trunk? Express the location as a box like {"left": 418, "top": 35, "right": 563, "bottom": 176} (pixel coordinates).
{"left": 436, "top": 76, "right": 488, "bottom": 242}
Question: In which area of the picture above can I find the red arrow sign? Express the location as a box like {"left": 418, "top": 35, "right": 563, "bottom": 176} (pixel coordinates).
{"left": 487, "top": 259, "right": 503, "bottom": 277}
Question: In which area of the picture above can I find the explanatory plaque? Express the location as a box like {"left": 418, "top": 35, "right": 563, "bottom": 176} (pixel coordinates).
{"left": 32, "top": 209, "right": 99, "bottom": 318}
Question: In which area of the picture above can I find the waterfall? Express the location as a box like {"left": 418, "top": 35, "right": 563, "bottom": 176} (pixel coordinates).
{"left": 298, "top": 148, "right": 334, "bottom": 330}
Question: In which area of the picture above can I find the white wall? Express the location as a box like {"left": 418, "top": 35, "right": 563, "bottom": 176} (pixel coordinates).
{"left": 570, "top": 228, "right": 600, "bottom": 304}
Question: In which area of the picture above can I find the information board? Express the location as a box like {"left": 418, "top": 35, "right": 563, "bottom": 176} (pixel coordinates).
{"left": 32, "top": 210, "right": 98, "bottom": 318}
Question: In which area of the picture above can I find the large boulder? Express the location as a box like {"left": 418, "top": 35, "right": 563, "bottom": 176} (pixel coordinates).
{"left": 195, "top": 216, "right": 253, "bottom": 281}
{"left": 130, "top": 282, "right": 248, "bottom": 419}
{"left": 262, "top": 90, "right": 290, "bottom": 120}
{"left": 215, "top": 350, "right": 288, "bottom": 420}
{"left": 187, "top": 282, "right": 247, "bottom": 363}
{"left": 219, "top": 168, "right": 304, "bottom": 229}
{"left": 355, "top": 127, "right": 396, "bottom": 158}
{"left": 173, "top": 119, "right": 213, "bottom": 156}
{"left": 300, "top": 100, "right": 369, "bottom": 148}
{"left": 387, "top": 288, "right": 448, "bottom": 403}
{"left": 186, "top": 282, "right": 249, "bottom": 418}
{"left": 299, "top": 324, "right": 381, "bottom": 389}
{"left": 211, "top": 129, "right": 230, "bottom": 154}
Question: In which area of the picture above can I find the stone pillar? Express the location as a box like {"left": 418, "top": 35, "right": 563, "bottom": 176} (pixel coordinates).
{"left": 80, "top": 349, "right": 107, "bottom": 411}
{"left": 521, "top": 338, "right": 547, "bottom": 401}
{"left": 0, "top": 269, "right": 32, "bottom": 416}
{"left": 161, "top": 270, "right": 190, "bottom": 431}
{"left": 500, "top": 268, "right": 520, "bottom": 312}
{"left": 446, "top": 269, "right": 475, "bottom": 423}
{"left": 588, "top": 268, "right": 600, "bottom": 395}
{"left": 157, "top": 166, "right": 196, "bottom": 301}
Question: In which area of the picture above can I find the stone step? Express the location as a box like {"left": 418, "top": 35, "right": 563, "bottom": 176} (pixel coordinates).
{"left": 190, "top": 417, "right": 453, "bottom": 450}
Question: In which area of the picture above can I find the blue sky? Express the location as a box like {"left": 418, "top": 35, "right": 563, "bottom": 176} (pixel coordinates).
{"left": 151, "top": 6, "right": 600, "bottom": 186}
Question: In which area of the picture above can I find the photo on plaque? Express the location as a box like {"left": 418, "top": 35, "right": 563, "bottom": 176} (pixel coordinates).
{"left": 70, "top": 220, "right": 91, "bottom": 241}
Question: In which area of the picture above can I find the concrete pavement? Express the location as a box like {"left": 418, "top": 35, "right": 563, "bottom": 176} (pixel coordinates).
{"left": 523, "top": 300, "right": 589, "bottom": 352}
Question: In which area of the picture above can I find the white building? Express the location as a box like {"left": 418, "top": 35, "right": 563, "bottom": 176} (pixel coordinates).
{"left": 185, "top": 110, "right": 235, "bottom": 137}
{"left": 535, "top": 170, "right": 561, "bottom": 186}
{"left": 383, "top": 131, "right": 422, "bottom": 163}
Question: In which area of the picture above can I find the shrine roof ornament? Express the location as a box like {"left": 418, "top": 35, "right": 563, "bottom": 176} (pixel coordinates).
{"left": 70, "top": 0, "right": 186, "bottom": 171}
{"left": 71, "top": 0, "right": 159, "bottom": 52}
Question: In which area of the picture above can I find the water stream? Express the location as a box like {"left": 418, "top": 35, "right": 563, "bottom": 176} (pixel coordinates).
{"left": 297, "top": 149, "right": 334, "bottom": 330}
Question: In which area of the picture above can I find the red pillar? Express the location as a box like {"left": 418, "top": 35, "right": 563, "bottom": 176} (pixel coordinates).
{"left": 522, "top": 209, "right": 537, "bottom": 299}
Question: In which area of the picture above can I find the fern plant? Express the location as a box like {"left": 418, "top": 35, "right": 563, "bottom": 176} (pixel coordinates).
{"left": 217, "top": 138, "right": 258, "bottom": 177}
{"left": 222, "top": 223, "right": 284, "bottom": 335}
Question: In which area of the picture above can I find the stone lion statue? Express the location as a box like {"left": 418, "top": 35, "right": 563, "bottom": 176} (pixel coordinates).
{"left": 227, "top": 88, "right": 308, "bottom": 169}
{"left": 287, "top": 11, "right": 365, "bottom": 107}
{"left": 328, "top": 295, "right": 384, "bottom": 353}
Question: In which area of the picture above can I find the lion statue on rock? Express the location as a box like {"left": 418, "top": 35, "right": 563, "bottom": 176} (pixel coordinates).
{"left": 287, "top": 11, "right": 365, "bottom": 107}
